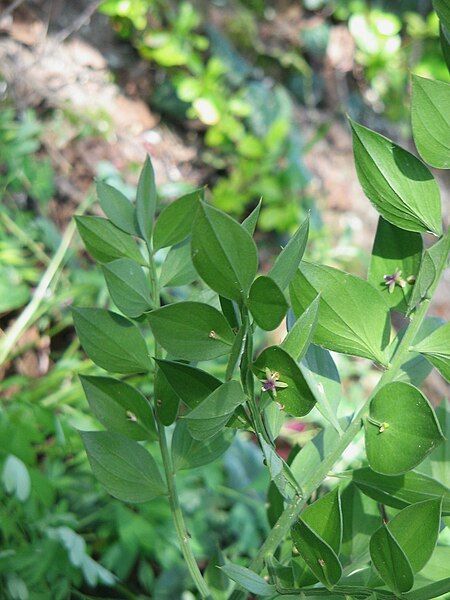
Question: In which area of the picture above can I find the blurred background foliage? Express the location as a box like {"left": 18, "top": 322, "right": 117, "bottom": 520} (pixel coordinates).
{"left": 0, "top": 0, "right": 448, "bottom": 598}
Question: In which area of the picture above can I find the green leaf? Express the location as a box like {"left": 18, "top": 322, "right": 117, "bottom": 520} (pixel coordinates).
{"left": 405, "top": 577, "right": 450, "bottom": 600}
{"left": 351, "top": 467, "right": 450, "bottom": 515}
{"left": 340, "top": 483, "right": 380, "bottom": 569}
{"left": 2, "top": 455, "right": 31, "bottom": 502}
{"left": 155, "top": 359, "right": 221, "bottom": 409}
{"left": 159, "top": 240, "right": 197, "bottom": 288}
{"left": 220, "top": 564, "right": 275, "bottom": 597}
{"left": 433, "top": 0, "right": 450, "bottom": 31}
{"left": 350, "top": 119, "right": 442, "bottom": 236}
{"left": 81, "top": 430, "right": 166, "bottom": 502}
{"left": 368, "top": 217, "right": 423, "bottom": 313}
{"left": 282, "top": 296, "right": 320, "bottom": 361}
{"left": 420, "top": 398, "right": 450, "bottom": 487}
{"left": 79, "top": 375, "right": 157, "bottom": 441}
{"left": 291, "top": 519, "right": 342, "bottom": 588}
{"left": 365, "top": 382, "right": 444, "bottom": 475}
{"left": 388, "top": 499, "right": 441, "bottom": 573}
{"left": 72, "top": 307, "right": 151, "bottom": 373}
{"left": 253, "top": 345, "right": 316, "bottom": 417}
{"left": 241, "top": 199, "right": 261, "bottom": 235}
{"left": 413, "top": 321, "right": 450, "bottom": 382}
{"left": 75, "top": 216, "right": 145, "bottom": 265}
{"left": 290, "top": 425, "right": 340, "bottom": 490}
{"left": 369, "top": 524, "right": 414, "bottom": 594}
{"left": 408, "top": 234, "right": 450, "bottom": 313}
{"left": 268, "top": 216, "right": 309, "bottom": 290}
{"left": 259, "top": 437, "right": 298, "bottom": 500}
{"left": 290, "top": 263, "right": 390, "bottom": 365}
{"left": 248, "top": 276, "right": 288, "bottom": 331}
{"left": 136, "top": 155, "right": 157, "bottom": 243}
{"left": 97, "top": 180, "right": 137, "bottom": 235}
{"left": 300, "top": 344, "right": 342, "bottom": 433}
{"left": 440, "top": 24, "right": 450, "bottom": 74}
{"left": 102, "top": 258, "right": 153, "bottom": 318}
{"left": 225, "top": 323, "right": 246, "bottom": 381}
{"left": 171, "top": 421, "right": 234, "bottom": 471}
{"left": 301, "top": 488, "right": 342, "bottom": 554}
{"left": 411, "top": 75, "right": 450, "bottom": 169}
{"left": 191, "top": 202, "right": 258, "bottom": 301}
{"left": 153, "top": 188, "right": 203, "bottom": 250}
{"left": 148, "top": 301, "right": 234, "bottom": 361}
{"left": 205, "top": 548, "right": 228, "bottom": 600}
{"left": 154, "top": 366, "right": 180, "bottom": 425}
{"left": 185, "top": 380, "right": 247, "bottom": 441}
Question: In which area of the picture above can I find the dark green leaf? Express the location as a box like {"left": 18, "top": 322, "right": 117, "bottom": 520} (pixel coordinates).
{"left": 102, "top": 258, "right": 152, "bottom": 318}
{"left": 291, "top": 519, "right": 342, "bottom": 588}
{"left": 159, "top": 240, "right": 197, "bottom": 288}
{"left": 205, "top": 548, "right": 228, "bottom": 600}
{"left": 259, "top": 437, "right": 298, "bottom": 500}
{"left": 97, "top": 180, "right": 137, "bottom": 235}
{"left": 72, "top": 307, "right": 151, "bottom": 373}
{"left": 75, "top": 216, "right": 144, "bottom": 265}
{"left": 171, "top": 421, "right": 234, "bottom": 471}
{"left": 369, "top": 525, "right": 414, "bottom": 594}
{"left": 350, "top": 119, "right": 442, "bottom": 236}
{"left": 368, "top": 217, "right": 423, "bottom": 313}
{"left": 248, "top": 276, "right": 288, "bottom": 331}
{"left": 148, "top": 301, "right": 234, "bottom": 361}
{"left": 191, "top": 202, "right": 258, "bottom": 301}
{"left": 413, "top": 321, "right": 450, "bottom": 382}
{"left": 282, "top": 296, "right": 320, "bottom": 361}
{"left": 301, "top": 488, "right": 342, "bottom": 554}
{"left": 80, "top": 375, "right": 157, "bottom": 441}
{"left": 404, "top": 577, "right": 450, "bottom": 600}
{"left": 440, "top": 24, "right": 450, "bottom": 73}
{"left": 411, "top": 75, "right": 450, "bottom": 169}
{"left": 409, "top": 233, "right": 450, "bottom": 313}
{"left": 433, "top": 0, "right": 450, "bottom": 30}
{"left": 153, "top": 188, "right": 203, "bottom": 250}
{"left": 388, "top": 499, "right": 441, "bottom": 573}
{"left": 185, "top": 380, "right": 247, "bottom": 440}
{"left": 269, "top": 216, "right": 309, "bottom": 290}
{"left": 154, "top": 366, "right": 180, "bottom": 425}
{"left": 155, "top": 359, "right": 221, "bottom": 409}
{"left": 136, "top": 155, "right": 157, "bottom": 243}
{"left": 419, "top": 398, "right": 450, "bottom": 487}
{"left": 365, "top": 382, "right": 444, "bottom": 475}
{"left": 253, "top": 345, "right": 316, "bottom": 417}
{"left": 351, "top": 467, "right": 450, "bottom": 515}
{"left": 241, "top": 199, "right": 262, "bottom": 235}
{"left": 290, "top": 263, "right": 390, "bottom": 365}
{"left": 220, "top": 564, "right": 275, "bottom": 597}
{"left": 81, "top": 430, "right": 166, "bottom": 502}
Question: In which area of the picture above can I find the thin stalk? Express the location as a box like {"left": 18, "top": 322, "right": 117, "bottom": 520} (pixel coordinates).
{"left": 229, "top": 239, "right": 448, "bottom": 599}
{"left": 147, "top": 244, "right": 211, "bottom": 599}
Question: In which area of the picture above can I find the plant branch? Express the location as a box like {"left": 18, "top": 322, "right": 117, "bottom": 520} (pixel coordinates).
{"left": 147, "top": 244, "right": 212, "bottom": 600}
{"left": 228, "top": 232, "right": 448, "bottom": 598}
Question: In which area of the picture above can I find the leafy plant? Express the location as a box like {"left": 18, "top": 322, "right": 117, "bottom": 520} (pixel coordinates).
{"left": 73, "top": 21, "right": 450, "bottom": 596}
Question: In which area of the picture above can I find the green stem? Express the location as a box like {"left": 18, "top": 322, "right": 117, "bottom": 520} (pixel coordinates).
{"left": 147, "top": 244, "right": 211, "bottom": 599}
{"left": 229, "top": 262, "right": 442, "bottom": 599}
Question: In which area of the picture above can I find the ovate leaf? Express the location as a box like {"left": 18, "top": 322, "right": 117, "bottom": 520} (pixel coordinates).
{"left": 369, "top": 525, "right": 414, "bottom": 594}
{"left": 97, "top": 181, "right": 137, "bottom": 235}
{"left": 159, "top": 240, "right": 197, "bottom": 288}
{"left": 75, "top": 216, "right": 144, "bottom": 265}
{"left": 301, "top": 488, "right": 342, "bottom": 554}
{"left": 253, "top": 345, "right": 316, "bottom": 417}
{"left": 411, "top": 75, "right": 450, "bottom": 169}
{"left": 136, "top": 156, "right": 157, "bottom": 243}
{"left": 81, "top": 431, "right": 166, "bottom": 502}
{"left": 171, "top": 421, "right": 234, "bottom": 471}
{"left": 388, "top": 499, "right": 441, "bottom": 573}
{"left": 350, "top": 119, "right": 442, "bottom": 236}
{"left": 413, "top": 321, "right": 450, "bottom": 382}
{"left": 72, "top": 308, "right": 151, "bottom": 373}
{"left": 433, "top": 0, "right": 450, "bottom": 31}
{"left": 102, "top": 258, "right": 153, "bottom": 318}
{"left": 351, "top": 467, "right": 450, "bottom": 515}
{"left": 368, "top": 217, "right": 422, "bottom": 313}
{"left": 241, "top": 199, "right": 261, "bottom": 235}
{"left": 268, "top": 216, "right": 309, "bottom": 290}
{"left": 290, "top": 262, "right": 390, "bottom": 365}
{"left": 79, "top": 375, "right": 157, "bottom": 441}
{"left": 148, "top": 301, "right": 234, "bottom": 361}
{"left": 365, "top": 382, "right": 444, "bottom": 475}
{"left": 155, "top": 359, "right": 221, "bottom": 409}
{"left": 248, "top": 275, "right": 288, "bottom": 331}
{"left": 153, "top": 188, "right": 203, "bottom": 250}
{"left": 220, "top": 564, "right": 275, "bottom": 597}
{"left": 282, "top": 296, "right": 320, "bottom": 361}
{"left": 154, "top": 366, "right": 180, "bottom": 425}
{"left": 2, "top": 455, "right": 31, "bottom": 502}
{"left": 191, "top": 202, "right": 258, "bottom": 301}
{"left": 185, "top": 380, "right": 247, "bottom": 440}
